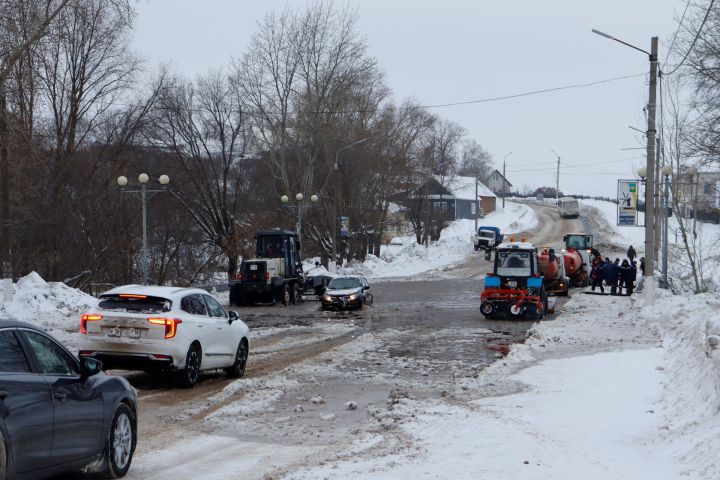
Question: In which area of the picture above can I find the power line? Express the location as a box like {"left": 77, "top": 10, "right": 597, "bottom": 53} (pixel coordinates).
{"left": 664, "top": 0, "right": 692, "bottom": 65}
{"left": 664, "top": 0, "right": 716, "bottom": 76}
{"left": 406, "top": 73, "right": 647, "bottom": 111}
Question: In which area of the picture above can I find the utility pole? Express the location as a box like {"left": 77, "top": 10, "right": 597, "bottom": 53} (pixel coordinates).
{"left": 555, "top": 155, "right": 560, "bottom": 203}
{"left": 474, "top": 178, "right": 479, "bottom": 233}
{"left": 645, "top": 37, "right": 658, "bottom": 280}
{"left": 502, "top": 152, "right": 511, "bottom": 209}
{"left": 654, "top": 136, "right": 661, "bottom": 263}
{"left": 550, "top": 150, "right": 560, "bottom": 203}
{"left": 591, "top": 29, "right": 659, "bottom": 282}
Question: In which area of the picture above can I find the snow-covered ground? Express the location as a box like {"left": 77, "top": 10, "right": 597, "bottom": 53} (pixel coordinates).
{"left": 340, "top": 201, "right": 538, "bottom": 280}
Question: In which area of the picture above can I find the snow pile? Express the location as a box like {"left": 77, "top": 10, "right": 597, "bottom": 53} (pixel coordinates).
{"left": 343, "top": 201, "right": 538, "bottom": 280}
{"left": 640, "top": 293, "right": 720, "bottom": 478}
{"left": 580, "top": 199, "right": 645, "bottom": 251}
{"left": 0, "top": 271, "right": 97, "bottom": 345}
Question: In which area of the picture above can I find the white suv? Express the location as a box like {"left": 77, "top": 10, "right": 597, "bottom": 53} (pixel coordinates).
{"left": 79, "top": 285, "right": 249, "bottom": 388}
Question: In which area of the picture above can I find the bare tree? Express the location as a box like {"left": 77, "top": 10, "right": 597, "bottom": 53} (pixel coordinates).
{"left": 1, "top": 0, "right": 72, "bottom": 279}
{"left": 458, "top": 139, "right": 493, "bottom": 182}
{"left": 147, "top": 70, "right": 251, "bottom": 280}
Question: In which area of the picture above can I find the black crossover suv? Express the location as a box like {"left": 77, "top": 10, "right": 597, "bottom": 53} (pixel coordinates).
{"left": 0, "top": 319, "right": 138, "bottom": 479}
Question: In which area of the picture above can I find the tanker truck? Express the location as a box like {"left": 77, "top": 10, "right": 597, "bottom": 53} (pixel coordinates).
{"left": 537, "top": 247, "right": 570, "bottom": 296}
{"left": 562, "top": 233, "right": 593, "bottom": 287}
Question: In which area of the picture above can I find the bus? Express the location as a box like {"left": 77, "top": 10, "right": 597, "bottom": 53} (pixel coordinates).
{"left": 557, "top": 197, "right": 580, "bottom": 218}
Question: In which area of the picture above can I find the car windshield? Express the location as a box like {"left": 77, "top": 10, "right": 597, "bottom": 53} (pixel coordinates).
{"left": 98, "top": 294, "right": 172, "bottom": 313}
{"left": 496, "top": 251, "right": 532, "bottom": 276}
{"left": 479, "top": 231, "right": 495, "bottom": 238}
{"left": 328, "top": 278, "right": 362, "bottom": 289}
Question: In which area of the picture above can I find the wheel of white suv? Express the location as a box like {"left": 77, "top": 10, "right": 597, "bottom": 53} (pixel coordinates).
{"left": 225, "top": 339, "right": 248, "bottom": 378}
{"left": 178, "top": 344, "right": 201, "bottom": 388}
{"left": 102, "top": 403, "right": 135, "bottom": 478}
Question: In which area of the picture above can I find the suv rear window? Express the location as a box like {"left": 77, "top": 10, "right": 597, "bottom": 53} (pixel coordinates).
{"left": 98, "top": 294, "right": 172, "bottom": 313}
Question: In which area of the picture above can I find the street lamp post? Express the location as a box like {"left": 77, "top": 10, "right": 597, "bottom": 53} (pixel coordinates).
{"left": 281, "top": 193, "right": 318, "bottom": 254}
{"left": 660, "top": 165, "right": 672, "bottom": 289}
{"left": 593, "top": 28, "right": 658, "bottom": 282}
{"left": 502, "top": 152, "right": 512, "bottom": 209}
{"left": 117, "top": 173, "right": 170, "bottom": 286}
{"left": 332, "top": 138, "right": 367, "bottom": 273}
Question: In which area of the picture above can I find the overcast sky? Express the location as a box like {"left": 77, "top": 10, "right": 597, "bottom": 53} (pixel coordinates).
{"left": 131, "top": 0, "right": 684, "bottom": 197}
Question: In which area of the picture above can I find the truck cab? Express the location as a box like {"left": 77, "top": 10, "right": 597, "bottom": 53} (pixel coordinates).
{"left": 472, "top": 226, "right": 503, "bottom": 259}
{"left": 230, "top": 230, "right": 304, "bottom": 306}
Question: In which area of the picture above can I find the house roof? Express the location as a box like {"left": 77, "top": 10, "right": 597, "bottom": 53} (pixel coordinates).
{"left": 492, "top": 169, "right": 513, "bottom": 187}
{"left": 437, "top": 175, "right": 496, "bottom": 200}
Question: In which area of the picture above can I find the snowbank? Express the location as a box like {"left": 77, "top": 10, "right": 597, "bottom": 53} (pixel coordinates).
{"left": 0, "top": 272, "right": 97, "bottom": 346}
{"left": 342, "top": 201, "right": 538, "bottom": 280}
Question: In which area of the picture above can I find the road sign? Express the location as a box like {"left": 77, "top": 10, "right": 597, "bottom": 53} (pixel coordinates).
{"left": 617, "top": 179, "right": 638, "bottom": 226}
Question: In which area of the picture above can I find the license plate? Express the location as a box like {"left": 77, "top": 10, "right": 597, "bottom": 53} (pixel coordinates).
{"left": 128, "top": 327, "right": 141, "bottom": 338}
{"left": 107, "top": 327, "right": 121, "bottom": 337}
{"left": 250, "top": 264, "right": 258, "bottom": 271}
{"left": 507, "top": 280, "right": 517, "bottom": 288}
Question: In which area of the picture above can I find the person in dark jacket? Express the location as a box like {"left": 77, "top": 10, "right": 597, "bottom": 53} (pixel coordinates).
{"left": 639, "top": 257, "right": 645, "bottom": 276}
{"left": 627, "top": 245, "right": 637, "bottom": 262}
{"left": 618, "top": 259, "right": 634, "bottom": 295}
{"left": 590, "top": 256, "right": 605, "bottom": 292}
{"left": 603, "top": 258, "right": 619, "bottom": 295}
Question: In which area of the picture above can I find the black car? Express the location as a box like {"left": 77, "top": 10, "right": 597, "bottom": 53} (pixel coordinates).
{"left": 321, "top": 276, "right": 374, "bottom": 310}
{"left": 0, "top": 319, "right": 137, "bottom": 479}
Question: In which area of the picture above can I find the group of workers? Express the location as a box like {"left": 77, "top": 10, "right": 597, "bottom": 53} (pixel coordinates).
{"left": 589, "top": 245, "right": 644, "bottom": 295}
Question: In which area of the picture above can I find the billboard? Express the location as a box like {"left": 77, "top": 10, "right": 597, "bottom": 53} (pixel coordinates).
{"left": 340, "top": 215, "right": 350, "bottom": 238}
{"left": 617, "top": 179, "right": 638, "bottom": 226}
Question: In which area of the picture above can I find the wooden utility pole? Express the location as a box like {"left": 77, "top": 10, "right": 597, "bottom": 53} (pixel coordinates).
{"left": 644, "top": 37, "right": 658, "bottom": 279}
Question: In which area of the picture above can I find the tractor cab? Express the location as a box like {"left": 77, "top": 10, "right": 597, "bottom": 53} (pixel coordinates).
{"left": 563, "top": 233, "right": 593, "bottom": 251}
{"left": 254, "top": 230, "right": 303, "bottom": 279}
{"left": 481, "top": 241, "right": 547, "bottom": 319}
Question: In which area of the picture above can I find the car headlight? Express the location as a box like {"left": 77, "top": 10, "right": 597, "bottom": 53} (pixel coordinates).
{"left": 348, "top": 293, "right": 359, "bottom": 301}
{"left": 322, "top": 294, "right": 332, "bottom": 301}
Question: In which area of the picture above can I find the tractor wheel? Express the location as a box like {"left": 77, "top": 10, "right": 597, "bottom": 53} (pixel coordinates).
{"left": 480, "top": 302, "right": 494, "bottom": 318}
{"left": 290, "top": 283, "right": 301, "bottom": 305}
{"left": 280, "top": 285, "right": 291, "bottom": 306}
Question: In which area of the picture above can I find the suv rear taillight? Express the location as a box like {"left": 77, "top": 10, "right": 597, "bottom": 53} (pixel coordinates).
{"left": 265, "top": 271, "right": 270, "bottom": 282}
{"left": 147, "top": 317, "right": 182, "bottom": 339}
{"left": 236, "top": 272, "right": 243, "bottom": 281}
{"left": 80, "top": 314, "right": 103, "bottom": 334}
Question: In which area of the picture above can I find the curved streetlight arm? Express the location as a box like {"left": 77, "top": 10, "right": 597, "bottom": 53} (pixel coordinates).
{"left": 592, "top": 28, "right": 651, "bottom": 57}
{"left": 334, "top": 138, "right": 367, "bottom": 170}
